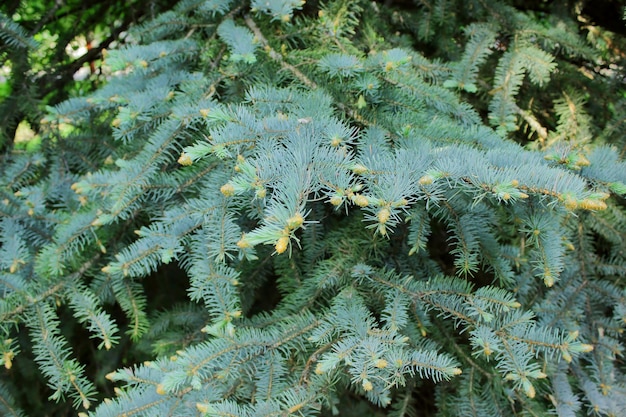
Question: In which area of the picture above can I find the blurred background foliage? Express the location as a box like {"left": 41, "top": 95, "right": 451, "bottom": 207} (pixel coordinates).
{"left": 0, "top": 0, "right": 174, "bottom": 151}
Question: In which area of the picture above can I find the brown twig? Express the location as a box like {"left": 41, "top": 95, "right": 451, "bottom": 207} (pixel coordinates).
{"left": 243, "top": 15, "right": 318, "bottom": 90}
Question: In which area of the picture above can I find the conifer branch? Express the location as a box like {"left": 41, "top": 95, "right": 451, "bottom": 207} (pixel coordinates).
{"left": 0, "top": 255, "right": 100, "bottom": 322}
{"left": 3, "top": 1, "right": 625, "bottom": 415}
{"left": 244, "top": 15, "right": 318, "bottom": 90}
{"left": 515, "top": 104, "right": 548, "bottom": 143}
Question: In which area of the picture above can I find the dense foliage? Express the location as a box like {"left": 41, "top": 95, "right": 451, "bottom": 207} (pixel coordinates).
{"left": 1, "top": 0, "right": 626, "bottom": 416}
{"left": 0, "top": 0, "right": 173, "bottom": 151}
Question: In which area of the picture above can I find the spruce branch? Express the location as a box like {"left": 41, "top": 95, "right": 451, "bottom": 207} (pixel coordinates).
{"left": 3, "top": 1, "right": 625, "bottom": 415}
{"left": 0, "top": 254, "right": 100, "bottom": 322}
{"left": 244, "top": 15, "right": 318, "bottom": 90}
{"left": 515, "top": 104, "right": 548, "bottom": 144}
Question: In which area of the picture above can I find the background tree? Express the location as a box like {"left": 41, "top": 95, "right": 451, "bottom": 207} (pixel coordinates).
{"left": 0, "top": 0, "right": 173, "bottom": 151}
